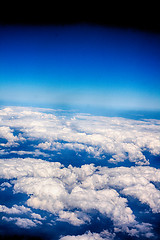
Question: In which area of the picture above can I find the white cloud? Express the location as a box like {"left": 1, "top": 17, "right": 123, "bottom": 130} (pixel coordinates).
{"left": 0, "top": 149, "right": 9, "bottom": 155}
{"left": 0, "top": 204, "right": 31, "bottom": 214}
{"left": 31, "top": 212, "right": 46, "bottom": 220}
{"left": 57, "top": 211, "right": 90, "bottom": 226}
{"left": 14, "top": 177, "right": 68, "bottom": 213}
{"left": 0, "top": 157, "right": 159, "bottom": 237}
{"left": 0, "top": 182, "right": 12, "bottom": 188}
{"left": 122, "top": 183, "right": 160, "bottom": 213}
{"left": 0, "top": 126, "right": 19, "bottom": 147}
{"left": 60, "top": 230, "right": 115, "bottom": 240}
{"left": 0, "top": 106, "right": 160, "bottom": 165}
{"left": 2, "top": 216, "right": 37, "bottom": 228}
{"left": 114, "top": 222, "right": 153, "bottom": 238}
{"left": 0, "top": 106, "right": 160, "bottom": 238}
{"left": 10, "top": 149, "right": 49, "bottom": 157}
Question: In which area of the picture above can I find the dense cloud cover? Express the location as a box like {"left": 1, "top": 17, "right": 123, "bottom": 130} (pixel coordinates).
{"left": 0, "top": 157, "right": 159, "bottom": 238}
{"left": 0, "top": 106, "right": 160, "bottom": 165}
{"left": 0, "top": 107, "right": 160, "bottom": 239}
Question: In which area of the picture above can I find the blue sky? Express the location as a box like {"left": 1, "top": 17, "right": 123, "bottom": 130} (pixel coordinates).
{"left": 0, "top": 25, "right": 160, "bottom": 110}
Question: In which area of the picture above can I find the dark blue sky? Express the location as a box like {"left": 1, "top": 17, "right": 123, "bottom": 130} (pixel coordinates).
{"left": 0, "top": 25, "right": 160, "bottom": 110}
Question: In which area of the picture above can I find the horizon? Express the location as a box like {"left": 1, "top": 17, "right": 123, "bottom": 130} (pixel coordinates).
{"left": 0, "top": 24, "right": 160, "bottom": 111}
{"left": 1, "top": 23, "right": 160, "bottom": 240}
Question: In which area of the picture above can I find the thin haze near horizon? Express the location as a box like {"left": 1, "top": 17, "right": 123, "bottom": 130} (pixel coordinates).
{"left": 0, "top": 25, "right": 160, "bottom": 110}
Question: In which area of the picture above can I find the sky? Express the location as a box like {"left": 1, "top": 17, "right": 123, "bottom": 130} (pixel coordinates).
{"left": 1, "top": 16, "right": 160, "bottom": 239}
{"left": 0, "top": 25, "right": 160, "bottom": 110}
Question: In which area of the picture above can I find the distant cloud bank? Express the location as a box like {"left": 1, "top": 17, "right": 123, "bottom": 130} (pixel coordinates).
{"left": 0, "top": 106, "right": 160, "bottom": 165}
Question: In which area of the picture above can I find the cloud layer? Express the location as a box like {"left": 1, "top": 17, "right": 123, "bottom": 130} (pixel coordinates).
{"left": 0, "top": 106, "right": 160, "bottom": 239}
{"left": 0, "top": 106, "right": 160, "bottom": 165}
{"left": 0, "top": 157, "right": 160, "bottom": 238}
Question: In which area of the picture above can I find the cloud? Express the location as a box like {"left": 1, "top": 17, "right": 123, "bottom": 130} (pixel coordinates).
{"left": 0, "top": 149, "right": 9, "bottom": 155}
{"left": 57, "top": 211, "right": 90, "bottom": 226}
{"left": 2, "top": 216, "right": 37, "bottom": 228}
{"left": 114, "top": 222, "right": 154, "bottom": 238}
{"left": 0, "top": 106, "right": 160, "bottom": 238}
{"left": 31, "top": 212, "right": 46, "bottom": 221}
{"left": 10, "top": 149, "right": 49, "bottom": 157}
{"left": 122, "top": 183, "right": 160, "bottom": 213}
{"left": 0, "top": 126, "right": 19, "bottom": 147}
{"left": 0, "top": 157, "right": 159, "bottom": 237}
{"left": 0, "top": 106, "right": 160, "bottom": 165}
{"left": 0, "top": 182, "right": 12, "bottom": 188}
{"left": 0, "top": 204, "right": 31, "bottom": 214}
{"left": 60, "top": 230, "right": 115, "bottom": 240}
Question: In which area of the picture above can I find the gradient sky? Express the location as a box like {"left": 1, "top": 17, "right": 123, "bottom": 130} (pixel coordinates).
{"left": 0, "top": 25, "right": 160, "bottom": 110}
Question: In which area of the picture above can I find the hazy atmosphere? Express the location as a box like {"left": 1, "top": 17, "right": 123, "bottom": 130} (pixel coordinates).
{"left": 0, "top": 25, "right": 160, "bottom": 110}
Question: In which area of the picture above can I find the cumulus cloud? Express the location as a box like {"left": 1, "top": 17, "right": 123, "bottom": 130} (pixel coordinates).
{"left": 0, "top": 157, "right": 159, "bottom": 237}
{"left": 0, "top": 182, "right": 12, "bottom": 188}
{"left": 2, "top": 216, "right": 37, "bottom": 228}
{"left": 0, "top": 204, "right": 31, "bottom": 215}
{"left": 31, "top": 212, "right": 46, "bottom": 221}
{"left": 0, "top": 126, "right": 19, "bottom": 147}
{"left": 60, "top": 230, "right": 115, "bottom": 240}
{"left": 0, "top": 106, "right": 160, "bottom": 238}
{"left": 114, "top": 222, "right": 154, "bottom": 238}
{"left": 57, "top": 211, "right": 90, "bottom": 226}
{"left": 0, "top": 106, "right": 160, "bottom": 165}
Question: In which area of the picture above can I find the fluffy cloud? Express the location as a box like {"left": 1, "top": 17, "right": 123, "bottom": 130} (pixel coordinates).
{"left": 114, "top": 222, "right": 154, "bottom": 238}
{"left": 57, "top": 211, "right": 90, "bottom": 226}
{"left": 31, "top": 212, "right": 46, "bottom": 221}
{"left": 0, "top": 126, "right": 19, "bottom": 147}
{"left": 0, "top": 204, "right": 31, "bottom": 215}
{"left": 60, "top": 230, "right": 115, "bottom": 240}
{"left": 0, "top": 106, "right": 160, "bottom": 238}
{"left": 0, "top": 106, "right": 160, "bottom": 165}
{"left": 0, "top": 182, "right": 12, "bottom": 188}
{"left": 2, "top": 216, "right": 37, "bottom": 228}
{"left": 0, "top": 157, "right": 160, "bottom": 237}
